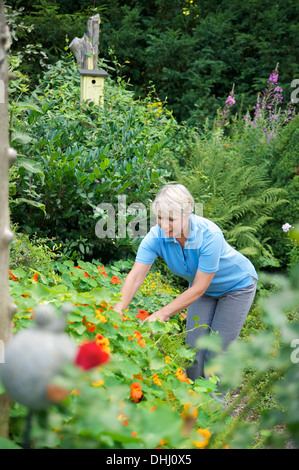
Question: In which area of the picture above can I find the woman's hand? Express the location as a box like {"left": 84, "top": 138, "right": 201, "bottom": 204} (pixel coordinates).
{"left": 145, "top": 310, "right": 169, "bottom": 323}
{"left": 113, "top": 303, "right": 125, "bottom": 320}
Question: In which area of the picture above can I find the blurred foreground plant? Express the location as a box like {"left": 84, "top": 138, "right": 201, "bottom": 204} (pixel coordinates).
{"left": 199, "top": 226, "right": 299, "bottom": 449}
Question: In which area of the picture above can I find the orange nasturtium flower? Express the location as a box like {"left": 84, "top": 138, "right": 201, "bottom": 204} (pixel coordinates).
{"left": 133, "top": 373, "right": 143, "bottom": 382}
{"left": 129, "top": 330, "right": 146, "bottom": 348}
{"left": 136, "top": 309, "right": 150, "bottom": 321}
{"left": 130, "top": 382, "right": 143, "bottom": 403}
{"left": 193, "top": 428, "right": 211, "bottom": 449}
{"left": 137, "top": 338, "right": 146, "bottom": 348}
{"left": 95, "top": 333, "right": 111, "bottom": 355}
{"left": 95, "top": 309, "right": 107, "bottom": 323}
{"left": 82, "top": 316, "right": 96, "bottom": 333}
{"left": 151, "top": 373, "right": 162, "bottom": 386}
{"left": 181, "top": 403, "right": 198, "bottom": 420}
{"left": 86, "top": 322, "right": 96, "bottom": 332}
{"left": 9, "top": 270, "right": 19, "bottom": 281}
{"left": 118, "top": 413, "right": 129, "bottom": 426}
{"left": 97, "top": 265, "right": 108, "bottom": 277}
{"left": 175, "top": 368, "right": 191, "bottom": 384}
{"left": 110, "top": 275, "right": 122, "bottom": 284}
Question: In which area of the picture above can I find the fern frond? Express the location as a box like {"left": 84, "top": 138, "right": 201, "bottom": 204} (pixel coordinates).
{"left": 175, "top": 135, "right": 287, "bottom": 268}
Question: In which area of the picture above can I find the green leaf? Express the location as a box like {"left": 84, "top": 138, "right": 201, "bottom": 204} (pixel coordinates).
{"left": 16, "top": 157, "right": 45, "bottom": 183}
{"left": 51, "top": 284, "right": 68, "bottom": 294}
{"left": 100, "top": 158, "right": 110, "bottom": 171}
{"left": 151, "top": 170, "right": 159, "bottom": 181}
{"left": 116, "top": 356, "right": 142, "bottom": 378}
{"left": 68, "top": 312, "right": 83, "bottom": 323}
{"left": 72, "top": 323, "right": 86, "bottom": 335}
{"left": 29, "top": 283, "right": 52, "bottom": 301}
{"left": 11, "top": 131, "right": 32, "bottom": 144}
{"left": 92, "top": 287, "right": 113, "bottom": 304}
{"left": 14, "top": 101, "right": 43, "bottom": 113}
{"left": 94, "top": 166, "right": 100, "bottom": 178}
{"left": 12, "top": 198, "right": 46, "bottom": 214}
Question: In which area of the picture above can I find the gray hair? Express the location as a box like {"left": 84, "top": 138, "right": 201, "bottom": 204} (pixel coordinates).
{"left": 152, "top": 184, "right": 194, "bottom": 218}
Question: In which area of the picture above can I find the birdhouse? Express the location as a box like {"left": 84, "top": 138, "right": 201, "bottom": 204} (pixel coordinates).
{"left": 69, "top": 13, "right": 108, "bottom": 107}
{"left": 79, "top": 68, "right": 108, "bottom": 106}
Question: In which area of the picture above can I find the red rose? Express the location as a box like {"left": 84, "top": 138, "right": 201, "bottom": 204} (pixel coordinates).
{"left": 75, "top": 341, "right": 109, "bottom": 370}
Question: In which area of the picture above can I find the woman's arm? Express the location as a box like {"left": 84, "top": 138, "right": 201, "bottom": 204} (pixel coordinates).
{"left": 146, "top": 270, "right": 215, "bottom": 322}
{"left": 113, "top": 262, "right": 152, "bottom": 317}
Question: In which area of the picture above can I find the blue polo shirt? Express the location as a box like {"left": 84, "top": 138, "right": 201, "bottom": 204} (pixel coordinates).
{"left": 135, "top": 213, "right": 258, "bottom": 297}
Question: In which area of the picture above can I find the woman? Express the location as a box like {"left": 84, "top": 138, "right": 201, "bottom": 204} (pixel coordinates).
{"left": 113, "top": 183, "right": 258, "bottom": 387}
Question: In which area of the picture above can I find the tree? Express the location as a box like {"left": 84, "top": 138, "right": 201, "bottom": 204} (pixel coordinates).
{"left": 5, "top": 0, "right": 299, "bottom": 124}
{"left": 0, "top": 0, "right": 17, "bottom": 438}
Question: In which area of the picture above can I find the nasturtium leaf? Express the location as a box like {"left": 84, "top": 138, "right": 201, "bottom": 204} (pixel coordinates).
{"left": 92, "top": 287, "right": 113, "bottom": 304}
{"left": 67, "top": 312, "right": 83, "bottom": 323}
{"left": 72, "top": 323, "right": 86, "bottom": 335}
{"left": 29, "top": 283, "right": 51, "bottom": 301}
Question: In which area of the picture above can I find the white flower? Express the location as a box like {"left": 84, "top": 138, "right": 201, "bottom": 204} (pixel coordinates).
{"left": 282, "top": 223, "right": 293, "bottom": 233}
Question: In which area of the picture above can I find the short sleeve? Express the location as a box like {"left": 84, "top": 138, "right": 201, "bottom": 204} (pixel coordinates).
{"left": 197, "top": 231, "right": 222, "bottom": 273}
{"left": 135, "top": 232, "right": 159, "bottom": 265}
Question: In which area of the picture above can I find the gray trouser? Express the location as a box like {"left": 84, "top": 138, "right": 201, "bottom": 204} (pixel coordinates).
{"left": 185, "top": 279, "right": 257, "bottom": 382}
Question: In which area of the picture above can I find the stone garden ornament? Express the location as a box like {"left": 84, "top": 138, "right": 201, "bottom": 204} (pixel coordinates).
{"left": 1, "top": 303, "right": 77, "bottom": 411}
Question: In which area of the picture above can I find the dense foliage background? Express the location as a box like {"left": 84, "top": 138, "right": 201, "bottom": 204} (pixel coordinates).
{"left": 6, "top": 0, "right": 299, "bottom": 124}
{"left": 5, "top": 0, "right": 299, "bottom": 275}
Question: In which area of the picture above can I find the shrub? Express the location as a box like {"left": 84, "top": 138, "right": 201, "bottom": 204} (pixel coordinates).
{"left": 10, "top": 56, "right": 186, "bottom": 263}
{"left": 9, "top": 224, "right": 60, "bottom": 282}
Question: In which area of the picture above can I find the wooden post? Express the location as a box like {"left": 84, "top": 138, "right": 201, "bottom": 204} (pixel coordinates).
{"left": 0, "top": 0, "right": 17, "bottom": 438}
{"left": 69, "top": 13, "right": 108, "bottom": 107}
{"left": 87, "top": 14, "right": 100, "bottom": 70}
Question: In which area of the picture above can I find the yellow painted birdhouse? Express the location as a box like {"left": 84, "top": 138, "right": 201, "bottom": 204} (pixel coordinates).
{"left": 69, "top": 14, "right": 108, "bottom": 107}
{"left": 79, "top": 68, "right": 108, "bottom": 106}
